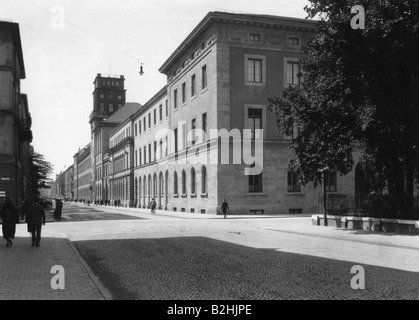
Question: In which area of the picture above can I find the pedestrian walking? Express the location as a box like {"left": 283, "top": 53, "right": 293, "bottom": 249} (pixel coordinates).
{"left": 54, "top": 199, "right": 63, "bottom": 222}
{"left": 0, "top": 197, "right": 19, "bottom": 247}
{"left": 150, "top": 198, "right": 157, "bottom": 215}
{"left": 221, "top": 199, "right": 230, "bottom": 219}
{"left": 26, "top": 198, "right": 46, "bottom": 247}
{"left": 21, "top": 199, "right": 30, "bottom": 221}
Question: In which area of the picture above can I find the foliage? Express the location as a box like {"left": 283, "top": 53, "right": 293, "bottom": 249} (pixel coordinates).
{"left": 268, "top": 0, "right": 419, "bottom": 217}
{"left": 29, "top": 152, "right": 54, "bottom": 196}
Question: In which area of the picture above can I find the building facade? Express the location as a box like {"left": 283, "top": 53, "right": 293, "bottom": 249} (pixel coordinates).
{"left": 129, "top": 12, "right": 361, "bottom": 214}
{"left": 0, "top": 21, "right": 33, "bottom": 207}
{"left": 61, "top": 11, "right": 364, "bottom": 215}
{"left": 73, "top": 143, "right": 92, "bottom": 201}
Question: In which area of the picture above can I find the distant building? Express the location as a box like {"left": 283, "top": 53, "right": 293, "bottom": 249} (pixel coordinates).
{"left": 0, "top": 21, "right": 33, "bottom": 207}
{"left": 73, "top": 143, "right": 92, "bottom": 201}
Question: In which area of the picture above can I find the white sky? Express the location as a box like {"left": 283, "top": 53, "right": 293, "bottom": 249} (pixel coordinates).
{"left": 2, "top": 0, "right": 310, "bottom": 177}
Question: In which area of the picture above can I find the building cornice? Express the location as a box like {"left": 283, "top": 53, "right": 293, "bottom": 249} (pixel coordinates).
{"left": 159, "top": 11, "right": 318, "bottom": 74}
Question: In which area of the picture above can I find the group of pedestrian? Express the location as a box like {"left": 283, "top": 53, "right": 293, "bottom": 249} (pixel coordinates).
{"left": 0, "top": 197, "right": 46, "bottom": 247}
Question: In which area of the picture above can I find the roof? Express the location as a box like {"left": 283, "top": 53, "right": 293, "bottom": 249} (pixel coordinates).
{"left": 0, "top": 20, "right": 25, "bottom": 79}
{"left": 159, "top": 11, "right": 318, "bottom": 74}
{"left": 104, "top": 102, "right": 142, "bottom": 124}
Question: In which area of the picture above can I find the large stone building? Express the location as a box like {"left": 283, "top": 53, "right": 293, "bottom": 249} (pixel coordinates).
{"left": 73, "top": 143, "right": 92, "bottom": 201}
{"left": 63, "top": 11, "right": 364, "bottom": 214}
{"left": 0, "top": 21, "right": 33, "bottom": 207}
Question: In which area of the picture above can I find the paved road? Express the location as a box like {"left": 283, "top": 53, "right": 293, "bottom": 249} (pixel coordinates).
{"left": 1, "top": 202, "right": 418, "bottom": 300}
{"left": 66, "top": 203, "right": 419, "bottom": 300}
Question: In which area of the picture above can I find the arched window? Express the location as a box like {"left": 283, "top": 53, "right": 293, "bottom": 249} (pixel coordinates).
{"left": 201, "top": 165, "right": 207, "bottom": 194}
{"left": 174, "top": 171, "right": 178, "bottom": 195}
{"left": 182, "top": 170, "right": 186, "bottom": 195}
{"left": 191, "top": 168, "right": 196, "bottom": 194}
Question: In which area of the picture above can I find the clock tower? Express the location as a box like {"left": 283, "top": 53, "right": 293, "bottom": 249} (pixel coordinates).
{"left": 89, "top": 73, "right": 126, "bottom": 131}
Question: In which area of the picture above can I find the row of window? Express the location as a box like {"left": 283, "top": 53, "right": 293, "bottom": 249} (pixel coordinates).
{"left": 245, "top": 56, "right": 301, "bottom": 86}
{"left": 99, "top": 102, "right": 123, "bottom": 114}
{"left": 174, "top": 65, "right": 207, "bottom": 109}
{"left": 134, "top": 100, "right": 169, "bottom": 137}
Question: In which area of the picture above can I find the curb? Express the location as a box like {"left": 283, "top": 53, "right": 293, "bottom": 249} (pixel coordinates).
{"left": 66, "top": 238, "right": 114, "bottom": 300}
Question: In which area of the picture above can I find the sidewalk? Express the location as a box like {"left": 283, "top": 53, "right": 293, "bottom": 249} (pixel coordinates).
{"left": 0, "top": 230, "right": 111, "bottom": 300}
{"left": 73, "top": 201, "right": 313, "bottom": 220}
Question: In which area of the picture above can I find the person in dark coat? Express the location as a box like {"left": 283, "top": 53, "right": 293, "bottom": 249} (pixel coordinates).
{"left": 54, "top": 199, "right": 63, "bottom": 222}
{"left": 150, "top": 198, "right": 157, "bottom": 215}
{"left": 0, "top": 197, "right": 20, "bottom": 247}
{"left": 26, "top": 198, "right": 46, "bottom": 247}
{"left": 221, "top": 199, "right": 230, "bottom": 219}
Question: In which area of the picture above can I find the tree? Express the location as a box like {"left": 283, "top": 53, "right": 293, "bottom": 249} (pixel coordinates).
{"left": 268, "top": 0, "right": 419, "bottom": 217}
{"left": 29, "top": 152, "right": 54, "bottom": 197}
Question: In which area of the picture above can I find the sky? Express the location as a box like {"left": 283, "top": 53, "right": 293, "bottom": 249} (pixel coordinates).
{"left": 2, "top": 0, "right": 310, "bottom": 177}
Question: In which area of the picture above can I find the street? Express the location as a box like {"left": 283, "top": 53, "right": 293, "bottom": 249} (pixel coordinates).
{"left": 24, "top": 202, "right": 419, "bottom": 300}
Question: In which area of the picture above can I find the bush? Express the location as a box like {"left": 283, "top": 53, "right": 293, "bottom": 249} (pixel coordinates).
{"left": 360, "top": 193, "right": 402, "bottom": 219}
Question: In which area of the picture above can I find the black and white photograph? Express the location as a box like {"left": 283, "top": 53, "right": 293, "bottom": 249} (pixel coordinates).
{"left": 0, "top": 0, "right": 418, "bottom": 308}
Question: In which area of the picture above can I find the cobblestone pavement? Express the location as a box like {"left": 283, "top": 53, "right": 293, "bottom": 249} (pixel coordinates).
{"left": 1, "top": 202, "right": 418, "bottom": 300}
{"left": 74, "top": 237, "right": 419, "bottom": 300}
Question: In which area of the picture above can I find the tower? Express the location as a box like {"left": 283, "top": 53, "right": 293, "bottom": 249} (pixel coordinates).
{"left": 89, "top": 73, "right": 126, "bottom": 131}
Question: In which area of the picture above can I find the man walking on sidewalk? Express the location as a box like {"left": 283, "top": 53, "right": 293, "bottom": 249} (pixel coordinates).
{"left": 150, "top": 198, "right": 157, "bottom": 215}
{"left": 221, "top": 199, "right": 230, "bottom": 219}
{"left": 26, "top": 198, "right": 46, "bottom": 247}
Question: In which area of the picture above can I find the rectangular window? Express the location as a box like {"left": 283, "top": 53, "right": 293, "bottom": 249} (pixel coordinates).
{"left": 135, "top": 150, "right": 138, "bottom": 167}
{"left": 174, "top": 128, "right": 178, "bottom": 153}
{"left": 287, "top": 171, "right": 301, "bottom": 192}
{"left": 201, "top": 65, "right": 207, "bottom": 90}
{"left": 134, "top": 123, "right": 138, "bottom": 137}
{"left": 202, "top": 112, "right": 207, "bottom": 141}
{"left": 248, "top": 108, "right": 263, "bottom": 140}
{"left": 250, "top": 33, "right": 260, "bottom": 41}
{"left": 248, "top": 58, "right": 263, "bottom": 83}
{"left": 108, "top": 103, "right": 113, "bottom": 112}
{"left": 153, "top": 109, "right": 156, "bottom": 125}
{"left": 249, "top": 173, "right": 263, "bottom": 193}
{"left": 139, "top": 121, "right": 142, "bottom": 134}
{"left": 182, "top": 122, "right": 187, "bottom": 149}
{"left": 148, "top": 143, "right": 152, "bottom": 163}
{"left": 286, "top": 61, "right": 300, "bottom": 86}
{"left": 182, "top": 82, "right": 186, "bottom": 103}
{"left": 99, "top": 103, "right": 105, "bottom": 112}
{"left": 154, "top": 141, "right": 157, "bottom": 161}
{"left": 288, "top": 37, "right": 300, "bottom": 45}
{"left": 191, "top": 118, "right": 196, "bottom": 145}
{"left": 148, "top": 113, "right": 151, "bottom": 128}
{"left": 139, "top": 149, "right": 142, "bottom": 165}
{"left": 159, "top": 104, "right": 162, "bottom": 122}
{"left": 174, "top": 89, "right": 178, "bottom": 109}
{"left": 191, "top": 74, "right": 196, "bottom": 97}
{"left": 143, "top": 117, "right": 146, "bottom": 131}
{"left": 144, "top": 146, "right": 147, "bottom": 163}
{"left": 325, "top": 171, "right": 337, "bottom": 192}
{"left": 166, "top": 100, "right": 169, "bottom": 117}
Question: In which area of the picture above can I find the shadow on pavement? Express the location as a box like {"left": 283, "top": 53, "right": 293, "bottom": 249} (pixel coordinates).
{"left": 73, "top": 236, "right": 419, "bottom": 300}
